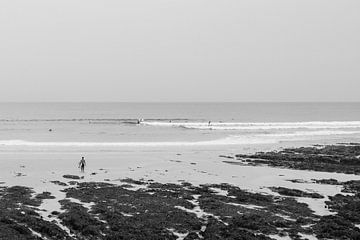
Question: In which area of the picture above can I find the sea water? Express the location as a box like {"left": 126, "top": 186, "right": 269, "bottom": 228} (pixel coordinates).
{"left": 0, "top": 102, "right": 360, "bottom": 153}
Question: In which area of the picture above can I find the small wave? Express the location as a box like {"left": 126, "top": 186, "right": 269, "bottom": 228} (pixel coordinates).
{"left": 0, "top": 118, "right": 124, "bottom": 122}
{"left": 0, "top": 118, "right": 190, "bottom": 123}
{"left": 142, "top": 121, "right": 360, "bottom": 130}
{"left": 0, "top": 139, "right": 275, "bottom": 147}
{"left": 256, "top": 130, "right": 360, "bottom": 138}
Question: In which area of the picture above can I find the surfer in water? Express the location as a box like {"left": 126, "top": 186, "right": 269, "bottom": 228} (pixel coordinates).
{"left": 79, "top": 157, "right": 86, "bottom": 173}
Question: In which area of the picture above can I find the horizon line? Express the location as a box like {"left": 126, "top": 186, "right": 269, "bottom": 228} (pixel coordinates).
{"left": 0, "top": 101, "right": 360, "bottom": 104}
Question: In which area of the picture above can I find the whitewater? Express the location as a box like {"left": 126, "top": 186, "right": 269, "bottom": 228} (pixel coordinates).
{"left": 1, "top": 103, "right": 360, "bottom": 152}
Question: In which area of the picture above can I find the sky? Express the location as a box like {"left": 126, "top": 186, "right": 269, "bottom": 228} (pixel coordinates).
{"left": 0, "top": 0, "right": 359, "bottom": 102}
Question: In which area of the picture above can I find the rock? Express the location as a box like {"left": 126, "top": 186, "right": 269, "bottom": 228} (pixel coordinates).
{"left": 342, "top": 180, "right": 360, "bottom": 193}
{"left": 50, "top": 180, "right": 68, "bottom": 186}
{"left": 235, "top": 145, "right": 360, "bottom": 174}
{"left": 219, "top": 155, "right": 234, "bottom": 159}
{"left": 313, "top": 178, "right": 341, "bottom": 185}
{"left": 286, "top": 179, "right": 309, "bottom": 184}
{"left": 0, "top": 186, "right": 72, "bottom": 239}
{"left": 68, "top": 181, "right": 79, "bottom": 185}
{"left": 184, "top": 232, "right": 199, "bottom": 239}
{"left": 314, "top": 215, "right": 360, "bottom": 239}
{"left": 269, "top": 187, "right": 324, "bottom": 199}
{"left": 120, "top": 178, "right": 147, "bottom": 185}
{"left": 63, "top": 175, "right": 81, "bottom": 180}
{"left": 35, "top": 192, "right": 56, "bottom": 200}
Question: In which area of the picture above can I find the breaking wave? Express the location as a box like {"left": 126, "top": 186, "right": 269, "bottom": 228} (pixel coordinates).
{"left": 0, "top": 130, "right": 359, "bottom": 148}
{"left": 142, "top": 121, "right": 360, "bottom": 130}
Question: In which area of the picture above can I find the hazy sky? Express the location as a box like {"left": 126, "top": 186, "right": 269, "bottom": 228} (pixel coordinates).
{"left": 0, "top": 0, "right": 359, "bottom": 102}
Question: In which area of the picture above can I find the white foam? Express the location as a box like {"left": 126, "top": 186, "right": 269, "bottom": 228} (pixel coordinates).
{"left": 264, "top": 130, "right": 360, "bottom": 137}
{"left": 0, "top": 138, "right": 276, "bottom": 147}
{"left": 298, "top": 233, "right": 318, "bottom": 240}
{"left": 142, "top": 121, "right": 360, "bottom": 131}
{"left": 0, "top": 128, "right": 358, "bottom": 149}
{"left": 268, "top": 234, "right": 292, "bottom": 240}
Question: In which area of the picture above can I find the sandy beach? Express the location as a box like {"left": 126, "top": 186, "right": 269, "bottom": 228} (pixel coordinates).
{"left": 1, "top": 142, "right": 360, "bottom": 239}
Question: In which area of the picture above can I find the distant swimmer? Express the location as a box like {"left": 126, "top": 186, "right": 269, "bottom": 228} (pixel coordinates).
{"left": 48, "top": 129, "right": 52, "bottom": 132}
{"left": 78, "top": 157, "right": 86, "bottom": 173}
{"left": 208, "top": 121, "right": 211, "bottom": 126}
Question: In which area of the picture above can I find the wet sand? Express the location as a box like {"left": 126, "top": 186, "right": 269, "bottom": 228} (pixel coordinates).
{"left": 1, "top": 144, "right": 360, "bottom": 239}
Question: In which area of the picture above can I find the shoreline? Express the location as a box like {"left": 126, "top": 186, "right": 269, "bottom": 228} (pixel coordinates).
{"left": 0, "top": 143, "right": 360, "bottom": 239}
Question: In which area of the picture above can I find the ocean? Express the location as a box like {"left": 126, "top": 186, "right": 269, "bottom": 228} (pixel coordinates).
{"left": 0, "top": 102, "right": 360, "bottom": 153}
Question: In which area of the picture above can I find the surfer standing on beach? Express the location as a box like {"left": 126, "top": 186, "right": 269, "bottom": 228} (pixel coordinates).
{"left": 79, "top": 157, "right": 86, "bottom": 172}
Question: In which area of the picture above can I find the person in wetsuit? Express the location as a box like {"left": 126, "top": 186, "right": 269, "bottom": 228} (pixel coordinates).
{"left": 79, "top": 157, "right": 86, "bottom": 172}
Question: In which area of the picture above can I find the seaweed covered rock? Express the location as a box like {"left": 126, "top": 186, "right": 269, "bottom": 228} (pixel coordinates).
{"left": 35, "top": 191, "right": 56, "bottom": 200}
{"left": 202, "top": 218, "right": 272, "bottom": 240}
{"left": 270, "top": 187, "right": 324, "bottom": 199}
{"left": 59, "top": 182, "right": 201, "bottom": 239}
{"left": 55, "top": 181, "right": 322, "bottom": 239}
{"left": 235, "top": 144, "right": 360, "bottom": 174}
{"left": 0, "top": 186, "right": 73, "bottom": 240}
{"left": 342, "top": 180, "right": 360, "bottom": 194}
{"left": 326, "top": 193, "right": 360, "bottom": 223}
{"left": 63, "top": 175, "right": 83, "bottom": 180}
{"left": 314, "top": 215, "right": 360, "bottom": 239}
